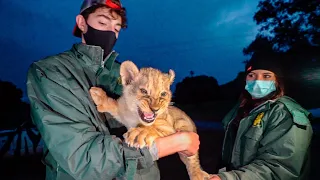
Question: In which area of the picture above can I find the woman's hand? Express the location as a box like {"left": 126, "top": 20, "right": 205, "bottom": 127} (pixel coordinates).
{"left": 209, "top": 174, "right": 221, "bottom": 180}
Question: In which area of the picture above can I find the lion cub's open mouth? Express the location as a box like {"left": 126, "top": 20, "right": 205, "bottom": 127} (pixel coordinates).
{"left": 138, "top": 107, "right": 156, "bottom": 123}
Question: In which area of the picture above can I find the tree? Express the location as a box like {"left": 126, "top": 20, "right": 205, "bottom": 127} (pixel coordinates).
{"left": 173, "top": 75, "right": 220, "bottom": 104}
{"left": 245, "top": 0, "right": 320, "bottom": 63}
{"left": 219, "top": 72, "right": 246, "bottom": 102}
{"left": 243, "top": 0, "right": 320, "bottom": 109}
{"left": 190, "top": 71, "right": 195, "bottom": 77}
{"left": 0, "top": 80, "right": 32, "bottom": 129}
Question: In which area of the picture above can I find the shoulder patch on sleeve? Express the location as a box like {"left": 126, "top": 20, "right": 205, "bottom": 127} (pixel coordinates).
{"left": 276, "top": 97, "right": 311, "bottom": 126}
{"left": 117, "top": 76, "right": 122, "bottom": 85}
{"left": 291, "top": 110, "right": 310, "bottom": 126}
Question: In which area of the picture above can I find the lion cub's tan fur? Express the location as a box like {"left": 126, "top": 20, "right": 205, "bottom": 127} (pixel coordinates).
{"left": 90, "top": 61, "right": 209, "bottom": 180}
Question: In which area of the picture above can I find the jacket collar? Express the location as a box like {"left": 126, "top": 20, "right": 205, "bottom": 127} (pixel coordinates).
{"left": 71, "top": 43, "right": 118, "bottom": 71}
{"left": 249, "top": 99, "right": 278, "bottom": 115}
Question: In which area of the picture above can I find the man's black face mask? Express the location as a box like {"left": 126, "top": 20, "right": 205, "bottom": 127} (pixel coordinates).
{"left": 83, "top": 24, "right": 117, "bottom": 59}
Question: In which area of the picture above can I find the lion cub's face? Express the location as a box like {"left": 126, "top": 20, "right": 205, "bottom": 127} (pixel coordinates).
{"left": 120, "top": 61, "right": 175, "bottom": 126}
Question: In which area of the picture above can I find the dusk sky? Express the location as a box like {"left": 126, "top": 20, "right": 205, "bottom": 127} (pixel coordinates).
{"left": 0, "top": 0, "right": 260, "bottom": 100}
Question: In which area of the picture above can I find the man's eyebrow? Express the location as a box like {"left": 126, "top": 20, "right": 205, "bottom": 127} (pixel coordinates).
{"left": 96, "top": 14, "right": 122, "bottom": 27}
{"left": 96, "top": 14, "right": 111, "bottom": 20}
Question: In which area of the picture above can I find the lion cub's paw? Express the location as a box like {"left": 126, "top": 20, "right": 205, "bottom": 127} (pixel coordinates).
{"left": 124, "top": 127, "right": 142, "bottom": 148}
{"left": 124, "top": 127, "right": 159, "bottom": 149}
{"left": 89, "top": 87, "right": 108, "bottom": 106}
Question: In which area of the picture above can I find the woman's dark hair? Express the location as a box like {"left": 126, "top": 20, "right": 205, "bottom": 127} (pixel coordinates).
{"left": 239, "top": 74, "right": 285, "bottom": 107}
{"left": 80, "top": 0, "right": 127, "bottom": 29}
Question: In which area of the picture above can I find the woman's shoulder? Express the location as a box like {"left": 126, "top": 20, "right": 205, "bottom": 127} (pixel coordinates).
{"left": 270, "top": 96, "right": 311, "bottom": 126}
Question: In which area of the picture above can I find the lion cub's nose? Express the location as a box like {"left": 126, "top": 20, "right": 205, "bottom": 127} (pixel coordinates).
{"left": 151, "top": 107, "right": 160, "bottom": 113}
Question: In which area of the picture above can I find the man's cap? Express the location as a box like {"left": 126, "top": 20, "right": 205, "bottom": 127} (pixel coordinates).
{"left": 245, "top": 55, "right": 283, "bottom": 77}
{"left": 73, "top": 0, "right": 123, "bottom": 38}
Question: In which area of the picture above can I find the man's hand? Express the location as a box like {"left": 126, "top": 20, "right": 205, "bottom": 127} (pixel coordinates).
{"left": 155, "top": 132, "right": 200, "bottom": 158}
{"left": 177, "top": 132, "right": 200, "bottom": 157}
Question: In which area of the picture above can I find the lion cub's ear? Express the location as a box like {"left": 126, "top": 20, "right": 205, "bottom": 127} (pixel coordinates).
{"left": 168, "top": 69, "right": 175, "bottom": 85}
{"left": 120, "top": 60, "right": 139, "bottom": 86}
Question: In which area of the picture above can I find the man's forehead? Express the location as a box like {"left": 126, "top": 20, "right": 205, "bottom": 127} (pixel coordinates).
{"left": 93, "top": 6, "right": 112, "bottom": 15}
{"left": 92, "top": 7, "right": 121, "bottom": 20}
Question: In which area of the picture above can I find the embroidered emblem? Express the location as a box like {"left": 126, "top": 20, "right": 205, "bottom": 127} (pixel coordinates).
{"left": 253, "top": 112, "right": 264, "bottom": 127}
{"left": 117, "top": 76, "right": 122, "bottom": 85}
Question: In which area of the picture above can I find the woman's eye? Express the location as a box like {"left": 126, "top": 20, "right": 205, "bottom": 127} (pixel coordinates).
{"left": 264, "top": 75, "right": 271, "bottom": 78}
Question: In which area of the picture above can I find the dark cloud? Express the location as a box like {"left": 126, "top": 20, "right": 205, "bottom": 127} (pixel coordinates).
{"left": 0, "top": 0, "right": 260, "bottom": 97}
{"left": 116, "top": 0, "right": 260, "bottom": 86}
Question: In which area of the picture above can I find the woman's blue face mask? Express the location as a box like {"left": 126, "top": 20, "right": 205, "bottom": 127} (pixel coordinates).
{"left": 245, "top": 80, "right": 276, "bottom": 99}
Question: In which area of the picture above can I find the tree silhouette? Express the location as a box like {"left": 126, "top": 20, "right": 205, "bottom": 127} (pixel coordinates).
{"left": 173, "top": 75, "right": 220, "bottom": 104}
{"left": 243, "top": 0, "right": 320, "bottom": 109}
{"left": 190, "top": 71, "right": 195, "bottom": 77}
{"left": 0, "top": 80, "right": 32, "bottom": 129}
{"left": 0, "top": 80, "right": 42, "bottom": 158}
{"left": 245, "top": 0, "right": 320, "bottom": 63}
{"left": 219, "top": 72, "right": 246, "bottom": 102}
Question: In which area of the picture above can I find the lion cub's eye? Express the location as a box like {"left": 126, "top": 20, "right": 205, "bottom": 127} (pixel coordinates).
{"left": 161, "top": 92, "right": 167, "bottom": 97}
{"left": 140, "top": 88, "right": 148, "bottom": 94}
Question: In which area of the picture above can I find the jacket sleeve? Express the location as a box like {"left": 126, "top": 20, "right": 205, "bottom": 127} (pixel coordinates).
{"left": 218, "top": 103, "right": 313, "bottom": 180}
{"left": 26, "top": 64, "right": 155, "bottom": 179}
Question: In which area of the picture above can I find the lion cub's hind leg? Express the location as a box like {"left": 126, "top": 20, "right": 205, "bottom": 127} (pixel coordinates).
{"left": 179, "top": 153, "right": 210, "bottom": 180}
{"left": 172, "top": 115, "right": 210, "bottom": 179}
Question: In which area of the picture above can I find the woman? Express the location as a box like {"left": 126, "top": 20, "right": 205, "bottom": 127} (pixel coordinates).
{"left": 210, "top": 59, "right": 313, "bottom": 180}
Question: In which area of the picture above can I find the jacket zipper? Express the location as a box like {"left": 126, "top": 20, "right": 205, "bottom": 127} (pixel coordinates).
{"left": 221, "top": 108, "right": 238, "bottom": 165}
{"left": 229, "top": 99, "right": 276, "bottom": 167}
{"left": 101, "top": 51, "right": 114, "bottom": 68}
{"left": 96, "top": 51, "right": 114, "bottom": 77}
{"left": 221, "top": 100, "right": 268, "bottom": 167}
{"left": 221, "top": 119, "right": 233, "bottom": 159}
{"left": 230, "top": 118, "right": 246, "bottom": 167}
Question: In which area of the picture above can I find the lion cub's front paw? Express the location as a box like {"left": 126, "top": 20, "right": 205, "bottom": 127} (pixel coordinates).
{"left": 89, "top": 87, "right": 108, "bottom": 106}
{"left": 124, "top": 127, "right": 160, "bottom": 149}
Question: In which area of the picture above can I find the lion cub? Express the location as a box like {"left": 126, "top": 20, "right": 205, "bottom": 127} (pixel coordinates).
{"left": 90, "top": 61, "right": 209, "bottom": 180}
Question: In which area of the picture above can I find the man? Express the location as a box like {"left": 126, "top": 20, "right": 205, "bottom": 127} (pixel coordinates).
{"left": 26, "top": 0, "right": 200, "bottom": 180}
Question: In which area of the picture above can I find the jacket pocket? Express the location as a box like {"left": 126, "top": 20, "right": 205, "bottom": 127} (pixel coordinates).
{"left": 244, "top": 127, "right": 263, "bottom": 140}
{"left": 243, "top": 127, "right": 263, "bottom": 151}
{"left": 241, "top": 127, "right": 264, "bottom": 165}
{"left": 67, "top": 77, "right": 82, "bottom": 90}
